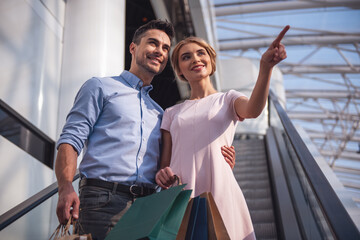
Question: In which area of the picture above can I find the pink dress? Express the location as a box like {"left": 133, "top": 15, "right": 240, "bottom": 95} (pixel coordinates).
{"left": 161, "top": 90, "right": 256, "bottom": 240}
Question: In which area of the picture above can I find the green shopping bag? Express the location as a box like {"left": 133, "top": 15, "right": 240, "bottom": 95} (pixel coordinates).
{"left": 105, "top": 184, "right": 192, "bottom": 240}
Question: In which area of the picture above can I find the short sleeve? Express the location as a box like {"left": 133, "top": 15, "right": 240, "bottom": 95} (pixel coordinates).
{"left": 225, "top": 90, "right": 247, "bottom": 121}
{"left": 160, "top": 107, "right": 172, "bottom": 132}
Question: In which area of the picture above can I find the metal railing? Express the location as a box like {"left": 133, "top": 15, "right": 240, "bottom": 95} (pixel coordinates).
{"left": 0, "top": 172, "right": 79, "bottom": 231}
{"left": 268, "top": 89, "right": 359, "bottom": 239}
{"left": 0, "top": 99, "right": 55, "bottom": 169}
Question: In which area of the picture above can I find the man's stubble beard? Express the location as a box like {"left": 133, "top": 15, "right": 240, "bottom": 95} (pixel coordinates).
{"left": 136, "top": 55, "right": 165, "bottom": 76}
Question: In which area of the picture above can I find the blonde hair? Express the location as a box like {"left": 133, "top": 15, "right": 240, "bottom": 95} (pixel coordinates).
{"left": 171, "top": 37, "right": 216, "bottom": 81}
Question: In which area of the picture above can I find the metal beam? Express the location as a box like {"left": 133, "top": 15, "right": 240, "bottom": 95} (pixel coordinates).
{"left": 286, "top": 90, "right": 360, "bottom": 99}
{"left": 287, "top": 112, "right": 360, "bottom": 121}
{"left": 215, "top": 1, "right": 360, "bottom": 17}
{"left": 219, "top": 35, "right": 360, "bottom": 51}
{"left": 306, "top": 132, "right": 360, "bottom": 142}
{"left": 320, "top": 150, "right": 360, "bottom": 161}
{"left": 281, "top": 64, "right": 360, "bottom": 74}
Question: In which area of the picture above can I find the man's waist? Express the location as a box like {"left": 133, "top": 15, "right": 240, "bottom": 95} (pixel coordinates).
{"left": 79, "top": 178, "right": 157, "bottom": 197}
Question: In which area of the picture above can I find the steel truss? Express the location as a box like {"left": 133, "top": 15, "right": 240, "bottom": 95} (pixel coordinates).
{"left": 213, "top": 0, "right": 360, "bottom": 199}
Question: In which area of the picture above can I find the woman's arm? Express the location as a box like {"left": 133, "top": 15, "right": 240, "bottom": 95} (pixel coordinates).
{"left": 235, "top": 26, "right": 289, "bottom": 119}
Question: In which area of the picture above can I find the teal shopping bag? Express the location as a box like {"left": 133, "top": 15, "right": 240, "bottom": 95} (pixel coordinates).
{"left": 105, "top": 184, "right": 192, "bottom": 240}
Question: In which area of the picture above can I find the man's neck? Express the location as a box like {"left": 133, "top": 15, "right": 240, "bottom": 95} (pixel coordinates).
{"left": 128, "top": 68, "right": 153, "bottom": 86}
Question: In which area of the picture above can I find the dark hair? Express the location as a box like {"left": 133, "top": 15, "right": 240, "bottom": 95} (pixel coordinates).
{"left": 132, "top": 19, "right": 175, "bottom": 44}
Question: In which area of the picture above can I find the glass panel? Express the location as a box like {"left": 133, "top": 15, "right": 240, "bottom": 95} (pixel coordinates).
{"left": 269, "top": 98, "right": 335, "bottom": 239}
{"left": 0, "top": 179, "right": 79, "bottom": 240}
{"left": 282, "top": 132, "right": 334, "bottom": 240}
{"left": 0, "top": 100, "right": 55, "bottom": 169}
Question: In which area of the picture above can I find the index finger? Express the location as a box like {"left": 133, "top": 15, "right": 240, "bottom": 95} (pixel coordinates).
{"left": 273, "top": 25, "right": 290, "bottom": 46}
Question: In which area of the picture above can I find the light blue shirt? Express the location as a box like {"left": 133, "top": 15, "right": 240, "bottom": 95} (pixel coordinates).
{"left": 57, "top": 71, "right": 163, "bottom": 187}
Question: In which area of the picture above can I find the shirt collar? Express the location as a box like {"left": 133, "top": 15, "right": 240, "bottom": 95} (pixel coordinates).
{"left": 120, "top": 71, "right": 153, "bottom": 93}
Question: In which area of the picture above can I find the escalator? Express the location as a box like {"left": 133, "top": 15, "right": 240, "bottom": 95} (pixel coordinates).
{"left": 233, "top": 137, "right": 277, "bottom": 239}
{"left": 1, "top": 91, "right": 359, "bottom": 239}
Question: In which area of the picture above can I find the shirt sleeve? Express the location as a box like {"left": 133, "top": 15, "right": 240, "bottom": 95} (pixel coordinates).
{"left": 56, "top": 77, "right": 104, "bottom": 155}
{"left": 160, "top": 107, "right": 172, "bottom": 132}
{"left": 226, "top": 90, "right": 247, "bottom": 121}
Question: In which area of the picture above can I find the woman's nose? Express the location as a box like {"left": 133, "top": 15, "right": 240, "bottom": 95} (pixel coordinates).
{"left": 192, "top": 55, "right": 200, "bottom": 63}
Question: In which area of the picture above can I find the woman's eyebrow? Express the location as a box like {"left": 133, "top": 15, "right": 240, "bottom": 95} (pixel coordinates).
{"left": 180, "top": 52, "right": 190, "bottom": 57}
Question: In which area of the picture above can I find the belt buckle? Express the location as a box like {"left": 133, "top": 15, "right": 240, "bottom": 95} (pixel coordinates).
{"left": 129, "top": 184, "right": 143, "bottom": 197}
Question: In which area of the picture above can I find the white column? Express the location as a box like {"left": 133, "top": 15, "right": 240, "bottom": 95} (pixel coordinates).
{"left": 57, "top": 0, "right": 126, "bottom": 136}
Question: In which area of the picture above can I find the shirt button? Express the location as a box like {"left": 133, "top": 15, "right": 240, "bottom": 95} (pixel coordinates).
{"left": 143, "top": 138, "right": 146, "bottom": 142}
{"left": 139, "top": 175, "right": 142, "bottom": 178}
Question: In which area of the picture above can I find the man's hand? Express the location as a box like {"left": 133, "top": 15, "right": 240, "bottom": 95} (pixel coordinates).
{"left": 56, "top": 183, "right": 80, "bottom": 225}
{"left": 155, "top": 167, "right": 177, "bottom": 189}
{"left": 261, "top": 25, "right": 290, "bottom": 68}
{"left": 222, "top": 146, "right": 236, "bottom": 169}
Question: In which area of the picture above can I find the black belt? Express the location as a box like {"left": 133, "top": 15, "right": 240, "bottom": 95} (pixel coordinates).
{"left": 79, "top": 178, "right": 156, "bottom": 197}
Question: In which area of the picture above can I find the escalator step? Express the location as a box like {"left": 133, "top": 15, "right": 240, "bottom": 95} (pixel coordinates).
{"left": 249, "top": 209, "right": 276, "bottom": 222}
{"left": 233, "top": 165, "right": 268, "bottom": 174}
{"left": 246, "top": 198, "right": 273, "bottom": 210}
{"left": 233, "top": 138, "right": 278, "bottom": 239}
{"left": 235, "top": 172, "right": 269, "bottom": 181}
{"left": 253, "top": 222, "right": 278, "bottom": 239}
{"left": 242, "top": 188, "right": 272, "bottom": 199}
{"left": 236, "top": 160, "right": 267, "bottom": 168}
{"left": 238, "top": 180, "right": 270, "bottom": 189}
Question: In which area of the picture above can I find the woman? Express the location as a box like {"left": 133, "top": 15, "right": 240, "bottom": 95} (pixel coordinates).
{"left": 156, "top": 26, "right": 289, "bottom": 239}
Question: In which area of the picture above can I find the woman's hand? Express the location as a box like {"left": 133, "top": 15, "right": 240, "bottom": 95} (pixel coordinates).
{"left": 261, "top": 25, "right": 290, "bottom": 68}
{"left": 155, "top": 167, "right": 177, "bottom": 189}
{"left": 222, "top": 145, "right": 236, "bottom": 169}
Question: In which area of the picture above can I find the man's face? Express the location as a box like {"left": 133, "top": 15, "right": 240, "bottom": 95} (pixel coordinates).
{"left": 130, "top": 29, "right": 171, "bottom": 76}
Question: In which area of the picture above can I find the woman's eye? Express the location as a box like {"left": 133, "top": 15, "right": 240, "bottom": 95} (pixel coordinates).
{"left": 182, "top": 56, "right": 189, "bottom": 60}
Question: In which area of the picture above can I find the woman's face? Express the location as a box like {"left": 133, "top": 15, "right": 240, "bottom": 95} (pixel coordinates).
{"left": 177, "top": 43, "right": 212, "bottom": 82}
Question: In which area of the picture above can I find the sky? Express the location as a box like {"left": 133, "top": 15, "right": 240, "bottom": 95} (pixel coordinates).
{"left": 212, "top": 1, "right": 360, "bottom": 166}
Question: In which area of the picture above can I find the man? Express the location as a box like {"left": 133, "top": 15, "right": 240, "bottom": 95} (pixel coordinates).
{"left": 55, "top": 19, "right": 235, "bottom": 239}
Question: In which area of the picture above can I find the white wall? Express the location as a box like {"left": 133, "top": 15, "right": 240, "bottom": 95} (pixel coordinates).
{"left": 219, "top": 57, "right": 286, "bottom": 135}
{"left": 0, "top": 0, "right": 125, "bottom": 238}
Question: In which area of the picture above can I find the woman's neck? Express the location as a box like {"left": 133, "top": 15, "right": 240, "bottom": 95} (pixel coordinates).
{"left": 189, "top": 78, "right": 217, "bottom": 100}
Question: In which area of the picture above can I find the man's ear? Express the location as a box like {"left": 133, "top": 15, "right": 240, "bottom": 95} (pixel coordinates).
{"left": 129, "top": 42, "right": 136, "bottom": 55}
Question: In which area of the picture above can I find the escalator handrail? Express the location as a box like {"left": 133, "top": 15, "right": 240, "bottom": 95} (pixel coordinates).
{"left": 0, "top": 172, "right": 80, "bottom": 231}
{"left": 269, "top": 90, "right": 359, "bottom": 239}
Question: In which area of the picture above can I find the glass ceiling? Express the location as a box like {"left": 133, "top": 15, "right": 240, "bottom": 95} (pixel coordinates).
{"left": 212, "top": 0, "right": 360, "bottom": 204}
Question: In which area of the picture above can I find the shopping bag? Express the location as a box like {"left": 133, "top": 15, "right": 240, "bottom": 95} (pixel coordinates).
{"left": 200, "top": 192, "right": 230, "bottom": 240}
{"left": 176, "top": 198, "right": 194, "bottom": 240}
{"left": 49, "top": 217, "right": 92, "bottom": 240}
{"left": 105, "top": 184, "right": 192, "bottom": 240}
{"left": 177, "top": 192, "right": 230, "bottom": 240}
{"left": 185, "top": 196, "right": 208, "bottom": 240}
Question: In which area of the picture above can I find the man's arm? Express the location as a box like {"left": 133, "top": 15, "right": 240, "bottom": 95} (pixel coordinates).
{"left": 222, "top": 146, "right": 236, "bottom": 169}
{"left": 155, "top": 130, "right": 176, "bottom": 189}
{"left": 55, "top": 143, "right": 79, "bottom": 224}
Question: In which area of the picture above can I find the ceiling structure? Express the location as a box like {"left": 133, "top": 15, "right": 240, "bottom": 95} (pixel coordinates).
{"left": 212, "top": 0, "right": 360, "bottom": 203}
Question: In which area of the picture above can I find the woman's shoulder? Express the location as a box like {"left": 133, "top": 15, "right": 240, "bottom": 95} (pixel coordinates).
{"left": 223, "top": 89, "right": 247, "bottom": 99}
{"left": 164, "top": 101, "right": 185, "bottom": 114}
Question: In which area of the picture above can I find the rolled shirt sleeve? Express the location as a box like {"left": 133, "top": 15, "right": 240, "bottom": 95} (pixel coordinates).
{"left": 57, "top": 77, "right": 104, "bottom": 155}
